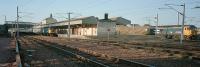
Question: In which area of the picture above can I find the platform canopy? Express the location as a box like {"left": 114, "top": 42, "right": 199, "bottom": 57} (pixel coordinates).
{"left": 4, "top": 21, "right": 36, "bottom": 28}
{"left": 43, "top": 16, "right": 98, "bottom": 27}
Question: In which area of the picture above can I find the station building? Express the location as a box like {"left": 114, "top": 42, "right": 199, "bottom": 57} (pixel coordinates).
{"left": 34, "top": 14, "right": 131, "bottom": 38}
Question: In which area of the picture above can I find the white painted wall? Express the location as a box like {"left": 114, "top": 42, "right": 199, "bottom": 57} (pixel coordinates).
{"left": 78, "top": 27, "right": 97, "bottom": 36}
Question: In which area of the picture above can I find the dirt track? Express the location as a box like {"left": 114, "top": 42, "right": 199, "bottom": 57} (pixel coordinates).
{"left": 0, "top": 38, "right": 16, "bottom": 67}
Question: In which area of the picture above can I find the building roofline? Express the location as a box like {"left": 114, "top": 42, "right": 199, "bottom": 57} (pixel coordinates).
{"left": 59, "top": 16, "right": 95, "bottom": 23}
{"left": 151, "top": 25, "right": 196, "bottom": 27}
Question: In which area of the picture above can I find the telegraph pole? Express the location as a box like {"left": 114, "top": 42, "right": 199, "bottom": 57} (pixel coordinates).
{"left": 177, "top": 12, "right": 180, "bottom": 25}
{"left": 180, "top": 3, "right": 185, "bottom": 45}
{"left": 156, "top": 13, "right": 159, "bottom": 37}
{"left": 161, "top": 3, "right": 186, "bottom": 45}
{"left": 16, "top": 6, "right": 19, "bottom": 39}
{"left": 67, "top": 12, "right": 72, "bottom": 40}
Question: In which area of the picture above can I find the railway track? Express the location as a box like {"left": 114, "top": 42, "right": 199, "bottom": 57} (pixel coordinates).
{"left": 122, "top": 43, "right": 199, "bottom": 59}
{"left": 95, "top": 40, "right": 200, "bottom": 57}
{"left": 19, "top": 37, "right": 105, "bottom": 67}
{"left": 184, "top": 40, "right": 200, "bottom": 42}
{"left": 28, "top": 36, "right": 200, "bottom": 67}
{"left": 15, "top": 39, "right": 23, "bottom": 67}
{"left": 22, "top": 36, "right": 154, "bottom": 67}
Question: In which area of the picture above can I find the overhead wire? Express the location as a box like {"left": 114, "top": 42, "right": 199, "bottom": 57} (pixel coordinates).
{"left": 12, "top": 0, "right": 200, "bottom": 26}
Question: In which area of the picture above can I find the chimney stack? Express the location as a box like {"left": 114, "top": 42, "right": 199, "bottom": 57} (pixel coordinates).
{"left": 104, "top": 13, "right": 108, "bottom": 20}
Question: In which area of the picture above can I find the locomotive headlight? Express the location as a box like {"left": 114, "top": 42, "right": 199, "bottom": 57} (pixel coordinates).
{"left": 145, "top": 29, "right": 148, "bottom": 31}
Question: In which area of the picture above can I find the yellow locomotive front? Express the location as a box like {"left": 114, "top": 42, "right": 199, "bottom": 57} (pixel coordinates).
{"left": 184, "top": 25, "right": 198, "bottom": 40}
{"left": 48, "top": 28, "right": 58, "bottom": 37}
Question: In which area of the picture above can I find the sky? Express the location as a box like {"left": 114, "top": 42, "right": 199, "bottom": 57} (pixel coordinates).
{"left": 0, "top": 0, "right": 199, "bottom": 26}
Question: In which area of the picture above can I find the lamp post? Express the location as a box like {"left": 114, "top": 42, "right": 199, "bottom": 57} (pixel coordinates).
{"left": 16, "top": 6, "right": 19, "bottom": 39}
{"left": 180, "top": 3, "right": 185, "bottom": 45}
{"left": 67, "top": 12, "right": 73, "bottom": 41}
{"left": 159, "top": 3, "right": 185, "bottom": 45}
{"left": 155, "top": 13, "right": 159, "bottom": 37}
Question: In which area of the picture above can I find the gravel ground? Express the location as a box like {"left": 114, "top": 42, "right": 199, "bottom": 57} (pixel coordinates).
{"left": 35, "top": 36, "right": 170, "bottom": 59}
{"left": 19, "top": 37, "right": 95, "bottom": 67}
{"left": 31, "top": 36, "right": 200, "bottom": 67}
{"left": 0, "top": 38, "right": 16, "bottom": 67}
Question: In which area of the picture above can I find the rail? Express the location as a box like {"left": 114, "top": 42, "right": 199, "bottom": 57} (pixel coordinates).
{"left": 43, "top": 42, "right": 110, "bottom": 67}
{"left": 15, "top": 38, "right": 23, "bottom": 67}
{"left": 32, "top": 37, "right": 154, "bottom": 67}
